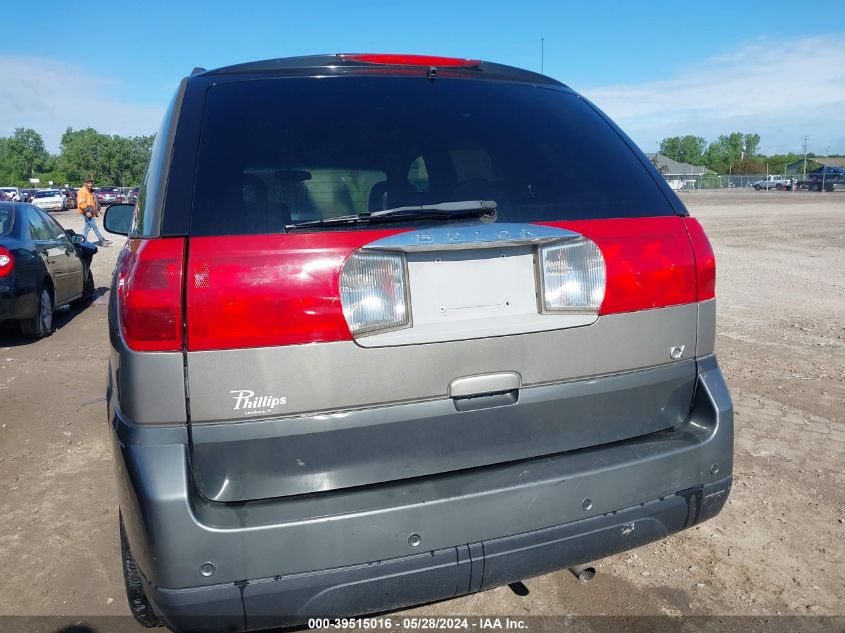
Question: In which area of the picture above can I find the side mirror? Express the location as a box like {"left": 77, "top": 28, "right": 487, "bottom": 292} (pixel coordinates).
{"left": 70, "top": 234, "right": 85, "bottom": 244}
{"left": 103, "top": 204, "right": 134, "bottom": 236}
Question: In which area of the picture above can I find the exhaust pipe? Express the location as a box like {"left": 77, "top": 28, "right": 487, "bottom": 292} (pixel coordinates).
{"left": 569, "top": 564, "right": 596, "bottom": 582}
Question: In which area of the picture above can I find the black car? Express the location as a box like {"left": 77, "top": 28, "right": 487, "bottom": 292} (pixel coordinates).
{"left": 0, "top": 201, "right": 97, "bottom": 338}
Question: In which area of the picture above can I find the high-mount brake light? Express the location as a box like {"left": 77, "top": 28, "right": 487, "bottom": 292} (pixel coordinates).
{"left": 0, "top": 246, "right": 13, "bottom": 277}
{"left": 117, "top": 238, "right": 185, "bottom": 352}
{"left": 340, "top": 250, "right": 410, "bottom": 336}
{"left": 538, "top": 238, "right": 606, "bottom": 313}
{"left": 337, "top": 53, "right": 481, "bottom": 68}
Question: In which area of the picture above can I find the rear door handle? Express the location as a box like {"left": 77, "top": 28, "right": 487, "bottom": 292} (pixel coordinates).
{"left": 449, "top": 372, "right": 521, "bottom": 398}
{"left": 449, "top": 373, "right": 521, "bottom": 411}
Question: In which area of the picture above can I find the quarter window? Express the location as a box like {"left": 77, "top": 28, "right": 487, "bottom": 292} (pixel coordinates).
{"left": 26, "top": 207, "right": 53, "bottom": 241}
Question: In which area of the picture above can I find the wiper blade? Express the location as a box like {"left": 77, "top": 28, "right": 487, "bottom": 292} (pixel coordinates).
{"left": 285, "top": 200, "right": 497, "bottom": 230}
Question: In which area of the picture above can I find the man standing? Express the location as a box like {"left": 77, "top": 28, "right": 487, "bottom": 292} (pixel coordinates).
{"left": 77, "top": 179, "right": 112, "bottom": 246}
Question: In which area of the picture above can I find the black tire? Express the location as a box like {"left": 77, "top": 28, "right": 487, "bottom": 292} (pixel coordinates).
{"left": 20, "top": 286, "right": 54, "bottom": 339}
{"left": 74, "top": 269, "right": 95, "bottom": 306}
{"left": 776, "top": 184, "right": 782, "bottom": 191}
{"left": 754, "top": 184, "right": 761, "bottom": 191}
{"left": 120, "top": 514, "right": 161, "bottom": 628}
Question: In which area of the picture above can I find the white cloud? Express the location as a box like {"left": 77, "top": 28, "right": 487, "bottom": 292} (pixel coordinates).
{"left": 579, "top": 35, "right": 845, "bottom": 155}
{"left": 3, "top": 39, "right": 844, "bottom": 158}
{"left": 0, "top": 56, "right": 167, "bottom": 152}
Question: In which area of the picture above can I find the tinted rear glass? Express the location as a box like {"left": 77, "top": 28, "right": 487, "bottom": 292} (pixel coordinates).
{"left": 191, "top": 77, "right": 674, "bottom": 236}
{"left": 0, "top": 206, "right": 12, "bottom": 236}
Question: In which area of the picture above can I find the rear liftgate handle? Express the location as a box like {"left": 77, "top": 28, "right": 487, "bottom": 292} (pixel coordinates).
{"left": 449, "top": 372, "right": 521, "bottom": 412}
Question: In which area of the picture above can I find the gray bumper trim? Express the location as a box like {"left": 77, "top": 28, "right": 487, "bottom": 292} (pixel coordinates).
{"left": 144, "top": 476, "right": 732, "bottom": 633}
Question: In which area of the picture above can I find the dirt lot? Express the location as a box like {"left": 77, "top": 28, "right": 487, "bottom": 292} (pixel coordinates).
{"left": 0, "top": 191, "right": 843, "bottom": 629}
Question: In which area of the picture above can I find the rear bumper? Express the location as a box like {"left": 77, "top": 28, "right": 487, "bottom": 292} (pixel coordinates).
{"left": 146, "top": 476, "right": 731, "bottom": 633}
{"left": 111, "top": 355, "right": 733, "bottom": 632}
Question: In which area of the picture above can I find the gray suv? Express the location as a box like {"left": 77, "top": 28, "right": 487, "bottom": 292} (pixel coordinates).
{"left": 103, "top": 53, "right": 733, "bottom": 632}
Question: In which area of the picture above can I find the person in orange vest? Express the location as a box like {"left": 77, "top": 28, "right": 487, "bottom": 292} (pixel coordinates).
{"left": 77, "top": 179, "right": 112, "bottom": 246}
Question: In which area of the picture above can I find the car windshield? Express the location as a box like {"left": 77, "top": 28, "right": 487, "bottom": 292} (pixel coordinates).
{"left": 191, "top": 76, "right": 674, "bottom": 236}
{"left": 34, "top": 190, "right": 59, "bottom": 198}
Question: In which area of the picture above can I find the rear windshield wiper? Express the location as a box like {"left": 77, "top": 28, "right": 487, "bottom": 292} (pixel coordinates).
{"left": 285, "top": 200, "right": 497, "bottom": 230}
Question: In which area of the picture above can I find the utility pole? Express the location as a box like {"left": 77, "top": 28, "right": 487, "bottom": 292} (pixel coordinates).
{"left": 822, "top": 144, "right": 829, "bottom": 192}
{"left": 802, "top": 135, "right": 809, "bottom": 178}
{"left": 541, "top": 37, "right": 544, "bottom": 75}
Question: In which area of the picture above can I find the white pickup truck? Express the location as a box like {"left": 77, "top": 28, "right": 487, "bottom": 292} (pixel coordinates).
{"left": 752, "top": 175, "right": 792, "bottom": 191}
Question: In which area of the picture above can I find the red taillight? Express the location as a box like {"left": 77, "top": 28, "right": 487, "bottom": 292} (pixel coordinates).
{"left": 542, "top": 217, "right": 699, "bottom": 315}
{"left": 682, "top": 217, "right": 716, "bottom": 301}
{"left": 117, "top": 238, "right": 185, "bottom": 351}
{"left": 337, "top": 53, "right": 481, "bottom": 68}
{"left": 185, "top": 231, "right": 400, "bottom": 351}
{"left": 0, "top": 246, "right": 13, "bottom": 277}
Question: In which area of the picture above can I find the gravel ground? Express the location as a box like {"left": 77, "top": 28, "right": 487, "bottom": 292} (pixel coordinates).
{"left": 0, "top": 191, "right": 843, "bottom": 630}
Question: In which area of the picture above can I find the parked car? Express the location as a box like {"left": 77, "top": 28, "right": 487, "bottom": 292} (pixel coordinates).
{"left": 104, "top": 53, "right": 733, "bottom": 632}
{"left": 60, "top": 186, "right": 78, "bottom": 208}
{"left": 96, "top": 186, "right": 121, "bottom": 206}
{"left": 0, "top": 201, "right": 97, "bottom": 338}
{"left": 31, "top": 189, "right": 67, "bottom": 212}
{"left": 19, "top": 188, "right": 37, "bottom": 203}
{"left": 1, "top": 187, "right": 21, "bottom": 201}
{"left": 752, "top": 175, "right": 792, "bottom": 190}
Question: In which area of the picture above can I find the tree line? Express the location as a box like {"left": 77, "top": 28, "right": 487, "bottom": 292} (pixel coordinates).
{"left": 657, "top": 132, "right": 834, "bottom": 175}
{"left": 0, "top": 127, "right": 153, "bottom": 188}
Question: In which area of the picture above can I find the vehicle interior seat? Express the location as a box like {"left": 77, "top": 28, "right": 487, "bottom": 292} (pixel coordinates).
{"left": 241, "top": 173, "right": 291, "bottom": 234}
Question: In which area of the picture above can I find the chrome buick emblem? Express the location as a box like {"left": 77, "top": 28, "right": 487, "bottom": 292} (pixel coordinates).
{"left": 370, "top": 224, "right": 579, "bottom": 252}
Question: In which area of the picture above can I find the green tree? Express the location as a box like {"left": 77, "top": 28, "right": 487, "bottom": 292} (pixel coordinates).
{"left": 704, "top": 132, "right": 761, "bottom": 173}
{"left": 58, "top": 127, "right": 106, "bottom": 184}
{"left": 659, "top": 135, "right": 706, "bottom": 165}
{"left": 743, "top": 133, "right": 760, "bottom": 158}
{"left": 58, "top": 128, "right": 154, "bottom": 186}
{"left": 4, "top": 128, "right": 50, "bottom": 183}
{"left": 731, "top": 157, "right": 766, "bottom": 175}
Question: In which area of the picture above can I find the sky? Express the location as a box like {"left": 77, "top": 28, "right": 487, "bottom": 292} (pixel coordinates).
{"left": 2, "top": 0, "right": 843, "bottom": 156}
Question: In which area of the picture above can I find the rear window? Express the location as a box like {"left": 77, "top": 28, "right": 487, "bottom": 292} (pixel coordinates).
{"left": 191, "top": 76, "right": 674, "bottom": 236}
{"left": 34, "top": 190, "right": 58, "bottom": 198}
{"left": 0, "top": 206, "right": 12, "bottom": 236}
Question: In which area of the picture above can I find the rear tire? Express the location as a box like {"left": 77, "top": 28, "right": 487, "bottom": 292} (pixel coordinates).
{"left": 754, "top": 184, "right": 761, "bottom": 191}
{"left": 20, "top": 286, "right": 54, "bottom": 339}
{"left": 120, "top": 514, "right": 161, "bottom": 628}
